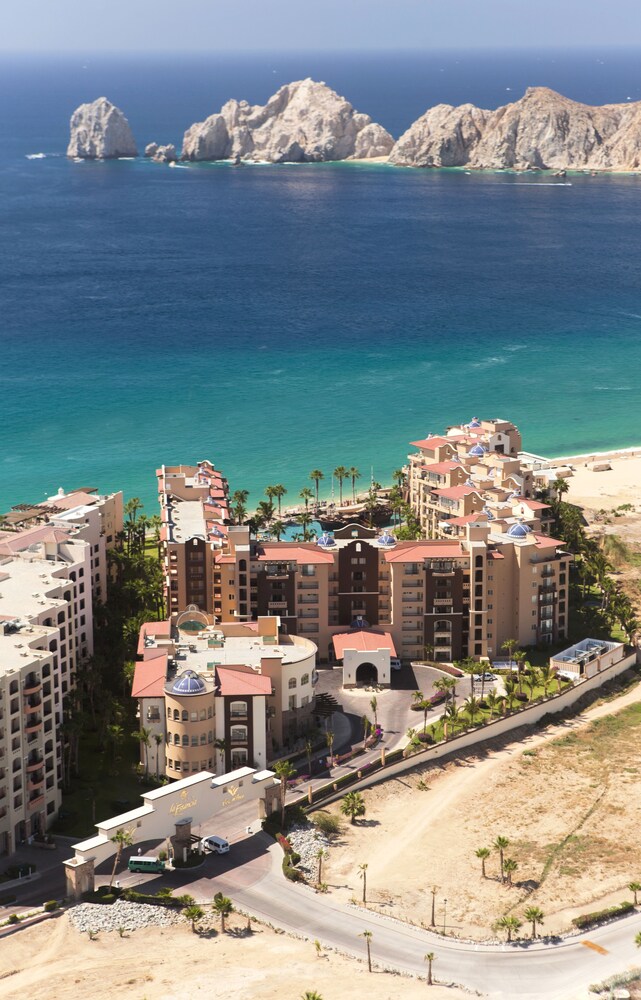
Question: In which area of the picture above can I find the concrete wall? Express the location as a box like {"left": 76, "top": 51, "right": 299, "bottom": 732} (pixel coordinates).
{"left": 308, "top": 648, "right": 638, "bottom": 805}
{"left": 343, "top": 648, "right": 391, "bottom": 687}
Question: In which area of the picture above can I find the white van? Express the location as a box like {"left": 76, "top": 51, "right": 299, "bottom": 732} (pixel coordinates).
{"left": 201, "top": 835, "right": 230, "bottom": 855}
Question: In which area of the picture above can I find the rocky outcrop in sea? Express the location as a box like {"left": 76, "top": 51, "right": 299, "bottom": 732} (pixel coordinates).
{"left": 389, "top": 87, "right": 641, "bottom": 171}
{"left": 67, "top": 97, "right": 138, "bottom": 159}
{"left": 180, "top": 78, "right": 394, "bottom": 163}
{"left": 145, "top": 142, "right": 178, "bottom": 163}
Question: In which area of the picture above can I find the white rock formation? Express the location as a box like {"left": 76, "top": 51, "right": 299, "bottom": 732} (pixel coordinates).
{"left": 67, "top": 97, "right": 138, "bottom": 159}
{"left": 390, "top": 88, "right": 641, "bottom": 171}
{"left": 145, "top": 142, "right": 177, "bottom": 163}
{"left": 181, "top": 79, "right": 394, "bottom": 163}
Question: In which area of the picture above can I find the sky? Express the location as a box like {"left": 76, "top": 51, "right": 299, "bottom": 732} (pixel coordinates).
{"left": 2, "top": 0, "right": 641, "bottom": 53}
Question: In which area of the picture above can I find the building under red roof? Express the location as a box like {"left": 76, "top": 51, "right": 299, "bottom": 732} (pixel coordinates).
{"left": 434, "top": 486, "right": 481, "bottom": 500}
{"left": 410, "top": 436, "right": 456, "bottom": 451}
{"left": 216, "top": 664, "right": 272, "bottom": 698}
{"left": 132, "top": 652, "right": 168, "bottom": 698}
{"left": 332, "top": 629, "right": 397, "bottom": 660}
{"left": 256, "top": 543, "right": 335, "bottom": 564}
{"left": 384, "top": 540, "right": 466, "bottom": 563}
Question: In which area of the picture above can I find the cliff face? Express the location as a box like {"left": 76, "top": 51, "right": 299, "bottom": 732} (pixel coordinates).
{"left": 390, "top": 88, "right": 641, "bottom": 170}
{"left": 181, "top": 78, "right": 394, "bottom": 162}
{"left": 67, "top": 97, "right": 138, "bottom": 159}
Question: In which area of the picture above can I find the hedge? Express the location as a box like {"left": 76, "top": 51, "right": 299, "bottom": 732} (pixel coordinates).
{"left": 572, "top": 900, "right": 634, "bottom": 930}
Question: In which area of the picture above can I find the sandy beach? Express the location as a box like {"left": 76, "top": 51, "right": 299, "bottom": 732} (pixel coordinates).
{"left": 545, "top": 448, "right": 641, "bottom": 538}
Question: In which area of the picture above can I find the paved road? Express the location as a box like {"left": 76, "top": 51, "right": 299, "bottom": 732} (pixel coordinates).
{"left": 217, "top": 835, "right": 641, "bottom": 1000}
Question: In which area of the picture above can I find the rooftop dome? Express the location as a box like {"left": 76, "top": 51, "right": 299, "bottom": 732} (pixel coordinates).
{"left": 378, "top": 531, "right": 396, "bottom": 547}
{"left": 468, "top": 443, "right": 485, "bottom": 458}
{"left": 465, "top": 477, "right": 475, "bottom": 487}
{"left": 482, "top": 506, "right": 495, "bottom": 521}
{"left": 317, "top": 532, "right": 335, "bottom": 548}
{"left": 469, "top": 417, "right": 482, "bottom": 427}
{"left": 507, "top": 522, "right": 531, "bottom": 539}
{"left": 172, "top": 669, "right": 207, "bottom": 695}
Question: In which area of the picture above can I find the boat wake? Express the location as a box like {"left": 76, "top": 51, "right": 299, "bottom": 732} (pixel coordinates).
{"left": 25, "top": 153, "right": 47, "bottom": 160}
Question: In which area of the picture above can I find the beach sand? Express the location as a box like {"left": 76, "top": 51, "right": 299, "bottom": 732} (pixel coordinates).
{"left": 547, "top": 449, "right": 641, "bottom": 539}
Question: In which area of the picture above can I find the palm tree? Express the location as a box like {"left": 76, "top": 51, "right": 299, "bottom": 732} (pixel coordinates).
{"left": 475, "top": 847, "right": 490, "bottom": 878}
{"left": 360, "top": 929, "right": 373, "bottom": 972}
{"left": 183, "top": 903, "right": 204, "bottom": 933}
{"left": 299, "top": 487, "right": 314, "bottom": 511}
{"left": 132, "top": 726, "right": 151, "bottom": 777}
{"left": 393, "top": 468, "right": 406, "bottom": 489}
{"left": 636, "top": 930, "right": 641, "bottom": 948}
{"left": 493, "top": 836, "right": 509, "bottom": 883}
{"left": 539, "top": 663, "right": 554, "bottom": 697}
{"left": 153, "top": 732, "right": 163, "bottom": 779}
{"left": 109, "top": 828, "right": 134, "bottom": 889}
{"left": 504, "top": 857, "right": 518, "bottom": 886}
{"left": 442, "top": 703, "right": 461, "bottom": 739}
{"left": 256, "top": 500, "right": 275, "bottom": 527}
{"left": 213, "top": 737, "right": 229, "bottom": 773}
{"left": 305, "top": 739, "right": 313, "bottom": 777}
{"left": 629, "top": 881, "right": 641, "bottom": 906}
{"left": 301, "top": 993, "right": 324, "bottom": 1000}
{"left": 270, "top": 484, "right": 287, "bottom": 516}
{"left": 309, "top": 470, "right": 324, "bottom": 509}
{"left": 326, "top": 729, "right": 335, "bottom": 765}
{"left": 341, "top": 791, "right": 366, "bottom": 825}
{"left": 370, "top": 695, "right": 378, "bottom": 727}
{"left": 334, "top": 466, "right": 349, "bottom": 506}
{"left": 464, "top": 695, "right": 481, "bottom": 727}
{"left": 362, "top": 715, "right": 371, "bottom": 741}
{"left": 271, "top": 519, "right": 285, "bottom": 541}
{"left": 348, "top": 467, "right": 361, "bottom": 503}
{"left": 316, "top": 848, "right": 328, "bottom": 884}
{"left": 486, "top": 690, "right": 501, "bottom": 719}
{"left": 495, "top": 915, "right": 522, "bottom": 943}
{"left": 213, "top": 891, "right": 233, "bottom": 932}
{"left": 273, "top": 760, "right": 296, "bottom": 827}
{"left": 501, "top": 638, "right": 518, "bottom": 669}
{"left": 297, "top": 511, "right": 314, "bottom": 541}
{"left": 358, "top": 863, "right": 368, "bottom": 904}
{"left": 424, "top": 951, "right": 435, "bottom": 986}
{"left": 524, "top": 905, "right": 544, "bottom": 939}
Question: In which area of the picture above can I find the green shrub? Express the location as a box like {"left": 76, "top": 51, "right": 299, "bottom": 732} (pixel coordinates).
{"left": 572, "top": 900, "right": 634, "bottom": 930}
{"left": 283, "top": 863, "right": 305, "bottom": 883}
{"left": 312, "top": 812, "right": 342, "bottom": 837}
{"left": 289, "top": 850, "right": 301, "bottom": 866}
{"left": 43, "top": 900, "right": 58, "bottom": 912}
{"left": 7, "top": 914, "right": 20, "bottom": 924}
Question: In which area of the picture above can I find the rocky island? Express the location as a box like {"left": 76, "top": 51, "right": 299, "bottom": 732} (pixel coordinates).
{"left": 180, "top": 78, "right": 394, "bottom": 163}
{"left": 389, "top": 87, "right": 641, "bottom": 171}
{"left": 67, "top": 97, "right": 138, "bottom": 159}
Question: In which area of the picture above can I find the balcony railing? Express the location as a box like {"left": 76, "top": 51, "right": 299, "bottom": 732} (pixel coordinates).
{"left": 23, "top": 680, "right": 42, "bottom": 697}
{"left": 27, "top": 794, "right": 45, "bottom": 810}
{"left": 26, "top": 755, "right": 44, "bottom": 772}
{"left": 297, "top": 582, "right": 318, "bottom": 590}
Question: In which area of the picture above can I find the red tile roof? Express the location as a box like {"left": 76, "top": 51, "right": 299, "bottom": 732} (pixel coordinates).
{"left": 447, "top": 513, "right": 484, "bottom": 526}
{"left": 256, "top": 543, "right": 335, "bottom": 564}
{"left": 132, "top": 654, "right": 167, "bottom": 698}
{"left": 515, "top": 499, "right": 550, "bottom": 511}
{"left": 137, "top": 620, "right": 171, "bottom": 655}
{"left": 410, "top": 436, "right": 456, "bottom": 451}
{"left": 434, "top": 486, "right": 481, "bottom": 500}
{"left": 216, "top": 664, "right": 272, "bottom": 697}
{"left": 422, "top": 461, "right": 464, "bottom": 474}
{"left": 533, "top": 534, "right": 565, "bottom": 549}
{"left": 384, "top": 540, "right": 465, "bottom": 562}
{"left": 332, "top": 629, "right": 397, "bottom": 659}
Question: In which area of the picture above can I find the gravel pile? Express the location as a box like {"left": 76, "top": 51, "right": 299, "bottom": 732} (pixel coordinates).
{"left": 287, "top": 824, "right": 330, "bottom": 877}
{"left": 68, "top": 899, "right": 182, "bottom": 933}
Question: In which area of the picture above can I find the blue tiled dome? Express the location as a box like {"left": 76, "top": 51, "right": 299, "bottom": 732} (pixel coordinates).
{"left": 378, "top": 531, "right": 396, "bottom": 547}
{"left": 507, "top": 522, "right": 531, "bottom": 539}
{"left": 469, "top": 417, "right": 481, "bottom": 427}
{"left": 465, "top": 477, "right": 475, "bottom": 487}
{"left": 172, "top": 670, "right": 207, "bottom": 695}
{"left": 468, "top": 443, "right": 485, "bottom": 458}
{"left": 317, "top": 532, "right": 335, "bottom": 548}
{"left": 482, "top": 506, "right": 495, "bottom": 521}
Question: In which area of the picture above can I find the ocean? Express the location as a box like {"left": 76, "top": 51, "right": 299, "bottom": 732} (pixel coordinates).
{"left": 2, "top": 49, "right": 641, "bottom": 513}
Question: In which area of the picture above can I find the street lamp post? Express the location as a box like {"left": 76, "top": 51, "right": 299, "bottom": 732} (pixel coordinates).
{"left": 430, "top": 885, "right": 438, "bottom": 927}
{"left": 443, "top": 898, "right": 448, "bottom": 935}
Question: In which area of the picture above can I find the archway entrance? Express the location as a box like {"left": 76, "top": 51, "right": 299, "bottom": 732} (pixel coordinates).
{"left": 355, "top": 662, "right": 378, "bottom": 686}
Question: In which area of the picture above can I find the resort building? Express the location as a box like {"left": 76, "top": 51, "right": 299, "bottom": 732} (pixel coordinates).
{"left": 132, "top": 611, "right": 318, "bottom": 775}
{"left": 407, "top": 417, "right": 555, "bottom": 538}
{"left": 0, "top": 530, "right": 95, "bottom": 854}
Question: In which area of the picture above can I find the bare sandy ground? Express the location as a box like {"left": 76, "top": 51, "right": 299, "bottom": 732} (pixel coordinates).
{"left": 549, "top": 451, "right": 641, "bottom": 538}
{"left": 0, "top": 914, "right": 470, "bottom": 1000}
{"left": 321, "top": 679, "right": 641, "bottom": 941}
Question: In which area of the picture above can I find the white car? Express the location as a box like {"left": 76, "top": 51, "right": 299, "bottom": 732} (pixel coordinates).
{"left": 200, "top": 835, "right": 230, "bottom": 854}
{"left": 471, "top": 672, "right": 495, "bottom": 683}
{"left": 390, "top": 657, "right": 402, "bottom": 671}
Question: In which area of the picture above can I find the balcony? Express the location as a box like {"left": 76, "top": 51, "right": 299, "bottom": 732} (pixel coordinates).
{"left": 27, "top": 794, "right": 45, "bottom": 810}
{"left": 298, "top": 596, "right": 318, "bottom": 605}
{"left": 297, "top": 582, "right": 318, "bottom": 590}
{"left": 268, "top": 601, "right": 288, "bottom": 610}
{"left": 28, "top": 773, "right": 45, "bottom": 789}
{"left": 26, "top": 755, "right": 43, "bottom": 772}
{"left": 23, "top": 680, "right": 42, "bottom": 697}
{"left": 24, "top": 715, "right": 43, "bottom": 734}
{"left": 25, "top": 697, "right": 42, "bottom": 711}
{"left": 230, "top": 736, "right": 248, "bottom": 746}
{"left": 434, "top": 597, "right": 454, "bottom": 606}
{"left": 402, "top": 595, "right": 422, "bottom": 602}
{"left": 402, "top": 580, "right": 423, "bottom": 588}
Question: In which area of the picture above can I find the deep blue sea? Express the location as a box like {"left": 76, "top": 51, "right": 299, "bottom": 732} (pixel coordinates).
{"left": 2, "top": 49, "right": 641, "bottom": 513}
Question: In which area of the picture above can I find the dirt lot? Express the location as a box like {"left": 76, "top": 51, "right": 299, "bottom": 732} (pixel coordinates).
{"left": 320, "top": 681, "right": 641, "bottom": 941}
{"left": 0, "top": 912, "right": 471, "bottom": 1000}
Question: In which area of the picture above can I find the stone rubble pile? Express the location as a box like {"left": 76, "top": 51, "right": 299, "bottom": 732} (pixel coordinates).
{"left": 287, "top": 824, "right": 331, "bottom": 877}
{"left": 68, "top": 899, "right": 182, "bottom": 933}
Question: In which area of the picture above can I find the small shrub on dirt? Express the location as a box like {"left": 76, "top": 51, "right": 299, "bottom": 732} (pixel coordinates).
{"left": 312, "top": 812, "right": 342, "bottom": 837}
{"left": 43, "top": 900, "right": 58, "bottom": 912}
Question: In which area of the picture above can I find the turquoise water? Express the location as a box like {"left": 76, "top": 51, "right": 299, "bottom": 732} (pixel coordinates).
{"left": 2, "top": 52, "right": 641, "bottom": 512}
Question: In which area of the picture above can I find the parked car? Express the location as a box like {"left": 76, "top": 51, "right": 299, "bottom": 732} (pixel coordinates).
{"left": 390, "top": 657, "right": 402, "bottom": 671}
{"left": 200, "top": 835, "right": 230, "bottom": 854}
{"left": 471, "top": 672, "right": 495, "bottom": 683}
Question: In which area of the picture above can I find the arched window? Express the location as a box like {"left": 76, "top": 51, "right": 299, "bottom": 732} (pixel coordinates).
{"left": 230, "top": 725, "right": 248, "bottom": 743}
{"left": 173, "top": 709, "right": 179, "bottom": 721}
{"left": 174, "top": 734, "right": 180, "bottom": 745}
{"left": 199, "top": 709, "right": 206, "bottom": 721}
{"left": 182, "top": 734, "right": 189, "bottom": 746}
{"left": 231, "top": 748, "right": 248, "bottom": 768}
{"left": 239, "top": 558, "right": 247, "bottom": 571}
{"left": 434, "top": 620, "right": 452, "bottom": 632}
{"left": 230, "top": 701, "right": 247, "bottom": 718}
{"left": 182, "top": 710, "right": 188, "bottom": 721}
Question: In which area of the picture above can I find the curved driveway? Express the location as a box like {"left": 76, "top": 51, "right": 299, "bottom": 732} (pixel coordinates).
{"left": 218, "top": 836, "right": 641, "bottom": 1000}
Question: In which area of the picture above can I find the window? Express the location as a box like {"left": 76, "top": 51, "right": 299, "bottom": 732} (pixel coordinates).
{"left": 231, "top": 748, "right": 248, "bottom": 768}
{"left": 190, "top": 711, "right": 198, "bottom": 722}
{"left": 182, "top": 710, "right": 188, "bottom": 721}
{"left": 182, "top": 735, "right": 189, "bottom": 746}
{"left": 173, "top": 709, "right": 179, "bottom": 721}
{"left": 230, "top": 701, "right": 248, "bottom": 717}
{"left": 191, "top": 735, "right": 199, "bottom": 747}
{"left": 289, "top": 695, "right": 296, "bottom": 710}
{"left": 302, "top": 564, "right": 315, "bottom": 577}
{"left": 231, "top": 725, "right": 248, "bottom": 743}
{"left": 288, "top": 677, "right": 297, "bottom": 689}
{"left": 301, "top": 673, "right": 309, "bottom": 686}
